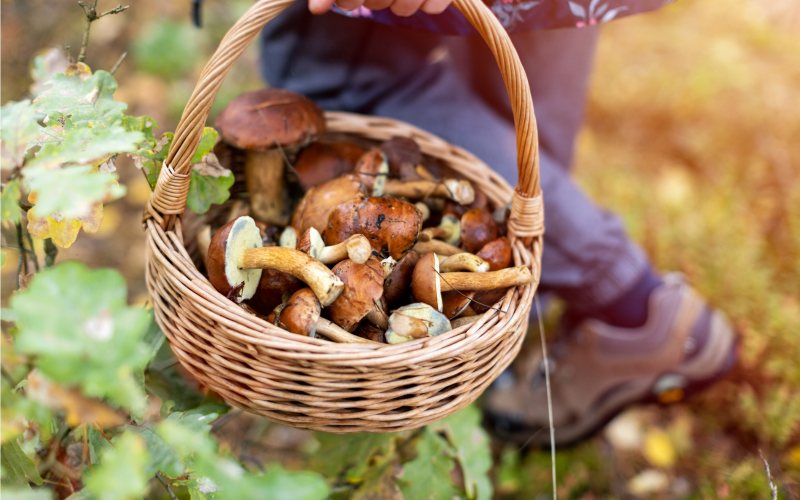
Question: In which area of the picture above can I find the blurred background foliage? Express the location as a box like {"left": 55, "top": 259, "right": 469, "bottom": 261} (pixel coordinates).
{"left": 1, "top": 0, "right": 798, "bottom": 497}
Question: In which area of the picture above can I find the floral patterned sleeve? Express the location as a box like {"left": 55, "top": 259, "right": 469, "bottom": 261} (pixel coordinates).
{"left": 333, "top": 0, "right": 674, "bottom": 34}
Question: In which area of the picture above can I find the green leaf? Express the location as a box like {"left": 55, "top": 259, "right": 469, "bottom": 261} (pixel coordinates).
{"left": 132, "top": 426, "right": 185, "bottom": 477}
{"left": 27, "top": 125, "right": 143, "bottom": 170}
{"left": 134, "top": 132, "right": 173, "bottom": 189}
{"left": 1, "top": 179, "right": 23, "bottom": 227}
{"left": 0, "top": 439, "right": 44, "bottom": 486}
{"left": 33, "top": 71, "right": 127, "bottom": 127}
{"left": 0, "top": 100, "right": 43, "bottom": 170}
{"left": 23, "top": 165, "right": 125, "bottom": 219}
{"left": 397, "top": 430, "right": 460, "bottom": 500}
{"left": 10, "top": 262, "right": 154, "bottom": 416}
{"left": 311, "top": 433, "right": 397, "bottom": 484}
{"left": 432, "top": 406, "right": 493, "bottom": 500}
{"left": 192, "top": 128, "right": 219, "bottom": 164}
{"left": 0, "top": 488, "right": 52, "bottom": 500}
{"left": 83, "top": 432, "right": 150, "bottom": 500}
{"left": 186, "top": 156, "right": 234, "bottom": 215}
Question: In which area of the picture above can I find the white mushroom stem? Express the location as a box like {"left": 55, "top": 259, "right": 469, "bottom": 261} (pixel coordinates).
{"left": 383, "top": 178, "right": 475, "bottom": 205}
{"left": 439, "top": 253, "right": 490, "bottom": 273}
{"left": 438, "top": 266, "right": 533, "bottom": 292}
{"left": 240, "top": 247, "right": 343, "bottom": 306}
{"left": 413, "top": 239, "right": 461, "bottom": 256}
{"left": 318, "top": 234, "right": 372, "bottom": 265}
{"left": 316, "top": 318, "right": 379, "bottom": 344}
{"left": 246, "top": 149, "right": 291, "bottom": 226}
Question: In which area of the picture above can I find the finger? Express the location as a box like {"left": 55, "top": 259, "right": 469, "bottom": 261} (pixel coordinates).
{"left": 420, "top": 0, "right": 452, "bottom": 14}
{"left": 390, "top": 0, "right": 426, "bottom": 17}
{"left": 308, "top": 0, "right": 337, "bottom": 14}
{"left": 363, "top": 0, "right": 393, "bottom": 11}
{"left": 335, "top": 0, "right": 364, "bottom": 10}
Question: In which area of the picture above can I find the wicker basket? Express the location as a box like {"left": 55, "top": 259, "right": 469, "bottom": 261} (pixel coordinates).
{"left": 144, "top": 0, "right": 544, "bottom": 433}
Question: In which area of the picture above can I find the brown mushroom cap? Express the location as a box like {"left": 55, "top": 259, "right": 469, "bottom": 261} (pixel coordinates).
{"left": 460, "top": 208, "right": 499, "bottom": 254}
{"left": 291, "top": 175, "right": 365, "bottom": 234}
{"left": 476, "top": 237, "right": 512, "bottom": 271}
{"left": 324, "top": 196, "right": 423, "bottom": 260}
{"left": 410, "top": 253, "right": 442, "bottom": 311}
{"left": 328, "top": 258, "right": 386, "bottom": 332}
{"left": 293, "top": 140, "right": 365, "bottom": 190}
{"left": 442, "top": 291, "right": 474, "bottom": 319}
{"left": 275, "top": 288, "right": 321, "bottom": 336}
{"left": 384, "top": 250, "right": 420, "bottom": 306}
{"left": 215, "top": 88, "right": 325, "bottom": 150}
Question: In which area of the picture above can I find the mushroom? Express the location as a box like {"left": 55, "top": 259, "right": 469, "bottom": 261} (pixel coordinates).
{"left": 215, "top": 89, "right": 325, "bottom": 226}
{"left": 272, "top": 288, "right": 377, "bottom": 344}
{"left": 324, "top": 196, "right": 423, "bottom": 260}
{"left": 460, "top": 208, "right": 499, "bottom": 254}
{"left": 207, "top": 216, "right": 343, "bottom": 306}
{"left": 441, "top": 189, "right": 491, "bottom": 218}
{"left": 385, "top": 303, "right": 452, "bottom": 344}
{"left": 247, "top": 268, "right": 303, "bottom": 315}
{"left": 410, "top": 253, "right": 532, "bottom": 312}
{"left": 327, "top": 257, "right": 388, "bottom": 332}
{"left": 419, "top": 214, "right": 461, "bottom": 245}
{"left": 353, "top": 148, "right": 390, "bottom": 196}
{"left": 296, "top": 227, "right": 371, "bottom": 265}
{"left": 383, "top": 250, "right": 420, "bottom": 307}
{"left": 470, "top": 237, "right": 514, "bottom": 314}
{"left": 292, "top": 140, "right": 365, "bottom": 190}
{"left": 354, "top": 322, "right": 386, "bottom": 343}
{"left": 291, "top": 174, "right": 365, "bottom": 235}
{"left": 436, "top": 252, "right": 490, "bottom": 319}
{"left": 382, "top": 177, "right": 475, "bottom": 205}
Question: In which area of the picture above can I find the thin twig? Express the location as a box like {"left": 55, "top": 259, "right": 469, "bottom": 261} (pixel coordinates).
{"left": 759, "top": 449, "right": 779, "bottom": 500}
{"left": 536, "top": 296, "right": 557, "bottom": 500}
{"left": 109, "top": 51, "right": 127, "bottom": 75}
{"left": 156, "top": 472, "right": 179, "bottom": 500}
{"left": 76, "top": 1, "right": 129, "bottom": 63}
{"left": 23, "top": 226, "right": 40, "bottom": 272}
{"left": 16, "top": 223, "right": 29, "bottom": 284}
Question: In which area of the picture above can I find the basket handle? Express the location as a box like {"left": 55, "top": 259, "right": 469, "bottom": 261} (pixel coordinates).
{"left": 147, "top": 0, "right": 543, "bottom": 240}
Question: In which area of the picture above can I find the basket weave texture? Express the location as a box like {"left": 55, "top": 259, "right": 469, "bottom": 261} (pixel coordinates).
{"left": 144, "top": 0, "right": 544, "bottom": 433}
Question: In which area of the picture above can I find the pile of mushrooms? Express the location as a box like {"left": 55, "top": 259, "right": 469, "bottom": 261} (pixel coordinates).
{"left": 202, "top": 88, "right": 533, "bottom": 345}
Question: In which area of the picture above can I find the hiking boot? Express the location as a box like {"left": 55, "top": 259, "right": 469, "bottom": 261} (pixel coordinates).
{"left": 484, "top": 273, "right": 738, "bottom": 447}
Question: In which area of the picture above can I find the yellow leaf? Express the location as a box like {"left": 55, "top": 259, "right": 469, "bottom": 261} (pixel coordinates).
{"left": 643, "top": 428, "right": 677, "bottom": 468}
{"left": 26, "top": 202, "right": 107, "bottom": 248}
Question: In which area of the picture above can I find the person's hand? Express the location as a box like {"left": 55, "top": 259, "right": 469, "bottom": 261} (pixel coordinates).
{"left": 308, "top": 0, "right": 454, "bottom": 17}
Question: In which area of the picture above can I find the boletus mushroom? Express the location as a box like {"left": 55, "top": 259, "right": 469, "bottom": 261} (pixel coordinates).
{"left": 470, "top": 237, "right": 514, "bottom": 314}
{"left": 411, "top": 253, "right": 532, "bottom": 312}
{"left": 327, "top": 257, "right": 388, "bottom": 332}
{"left": 215, "top": 89, "right": 325, "bottom": 226}
{"left": 292, "top": 140, "right": 365, "bottom": 190}
{"left": 382, "top": 177, "right": 475, "bottom": 205}
{"left": 460, "top": 208, "right": 499, "bottom": 254}
{"left": 291, "top": 174, "right": 365, "bottom": 235}
{"left": 207, "top": 216, "right": 343, "bottom": 306}
{"left": 324, "top": 196, "right": 423, "bottom": 260}
{"left": 271, "top": 288, "right": 375, "bottom": 343}
{"left": 385, "top": 303, "right": 452, "bottom": 344}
